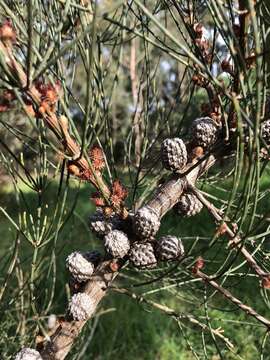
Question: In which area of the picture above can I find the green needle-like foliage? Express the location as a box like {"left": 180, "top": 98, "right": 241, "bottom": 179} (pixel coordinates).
{"left": 0, "top": 0, "right": 270, "bottom": 359}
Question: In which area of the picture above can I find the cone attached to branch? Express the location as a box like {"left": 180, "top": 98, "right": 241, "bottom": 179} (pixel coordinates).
{"left": 104, "top": 230, "right": 130, "bottom": 258}
{"left": 161, "top": 138, "right": 187, "bottom": 171}
{"left": 66, "top": 251, "right": 95, "bottom": 282}
{"left": 190, "top": 117, "right": 218, "bottom": 148}
{"left": 89, "top": 210, "right": 122, "bottom": 237}
{"left": 175, "top": 192, "right": 203, "bottom": 217}
{"left": 261, "top": 120, "right": 270, "bottom": 145}
{"left": 15, "top": 348, "right": 42, "bottom": 360}
{"left": 134, "top": 206, "right": 160, "bottom": 240}
{"left": 129, "top": 242, "right": 157, "bottom": 268}
{"left": 68, "top": 293, "right": 95, "bottom": 321}
{"left": 156, "top": 235, "right": 185, "bottom": 261}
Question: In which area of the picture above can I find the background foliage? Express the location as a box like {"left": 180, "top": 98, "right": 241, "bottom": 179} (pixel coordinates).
{"left": 1, "top": 0, "right": 270, "bottom": 359}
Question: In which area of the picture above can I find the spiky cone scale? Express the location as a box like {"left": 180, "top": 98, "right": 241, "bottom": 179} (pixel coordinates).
{"left": 156, "top": 236, "right": 185, "bottom": 261}
{"left": 66, "top": 251, "right": 95, "bottom": 282}
{"left": 104, "top": 230, "right": 130, "bottom": 258}
{"left": 129, "top": 242, "right": 157, "bottom": 269}
{"left": 15, "top": 348, "right": 42, "bottom": 360}
{"left": 261, "top": 120, "right": 270, "bottom": 145}
{"left": 161, "top": 138, "right": 187, "bottom": 171}
{"left": 190, "top": 117, "right": 218, "bottom": 149}
{"left": 68, "top": 293, "right": 95, "bottom": 321}
{"left": 175, "top": 193, "right": 203, "bottom": 217}
{"left": 89, "top": 210, "right": 122, "bottom": 237}
{"left": 134, "top": 206, "right": 160, "bottom": 241}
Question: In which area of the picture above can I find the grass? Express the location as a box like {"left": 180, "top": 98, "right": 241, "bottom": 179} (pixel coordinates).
{"left": 1, "top": 173, "right": 270, "bottom": 359}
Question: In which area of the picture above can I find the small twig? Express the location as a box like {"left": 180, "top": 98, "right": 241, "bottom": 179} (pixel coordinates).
{"left": 196, "top": 270, "right": 270, "bottom": 330}
{"left": 0, "top": 40, "right": 112, "bottom": 200}
{"left": 189, "top": 184, "right": 270, "bottom": 279}
{"left": 112, "top": 286, "right": 235, "bottom": 349}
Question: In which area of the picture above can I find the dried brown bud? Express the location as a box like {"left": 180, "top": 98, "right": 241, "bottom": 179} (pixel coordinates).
{"left": 0, "top": 20, "right": 16, "bottom": 45}
{"left": 0, "top": 102, "right": 10, "bottom": 112}
{"left": 262, "top": 276, "right": 270, "bottom": 289}
{"left": 193, "top": 23, "right": 203, "bottom": 38}
{"left": 110, "top": 180, "right": 128, "bottom": 207}
{"left": 215, "top": 223, "right": 228, "bottom": 237}
{"left": 3, "top": 89, "right": 15, "bottom": 102}
{"left": 192, "top": 256, "right": 205, "bottom": 274}
{"left": 109, "top": 260, "right": 120, "bottom": 272}
{"left": 195, "top": 38, "right": 209, "bottom": 52}
{"left": 192, "top": 74, "right": 204, "bottom": 87}
{"left": 37, "top": 81, "right": 61, "bottom": 104}
{"left": 103, "top": 206, "right": 114, "bottom": 217}
{"left": 38, "top": 100, "right": 51, "bottom": 115}
{"left": 67, "top": 162, "right": 81, "bottom": 177}
{"left": 192, "top": 146, "right": 204, "bottom": 159}
{"left": 209, "top": 112, "right": 222, "bottom": 123}
{"left": 90, "top": 192, "right": 105, "bottom": 207}
{"left": 221, "top": 60, "right": 233, "bottom": 75}
{"left": 89, "top": 145, "right": 105, "bottom": 171}
{"left": 246, "top": 52, "right": 256, "bottom": 69}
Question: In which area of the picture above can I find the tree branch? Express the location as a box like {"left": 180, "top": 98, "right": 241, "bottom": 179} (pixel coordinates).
{"left": 41, "top": 260, "right": 119, "bottom": 360}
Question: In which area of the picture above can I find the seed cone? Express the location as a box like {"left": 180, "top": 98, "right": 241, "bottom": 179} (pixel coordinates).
{"left": 15, "top": 348, "right": 42, "bottom": 360}
{"left": 68, "top": 293, "right": 95, "bottom": 321}
{"left": 156, "top": 235, "right": 184, "bottom": 261}
{"left": 261, "top": 120, "right": 270, "bottom": 145}
{"left": 104, "top": 230, "right": 130, "bottom": 258}
{"left": 89, "top": 210, "right": 122, "bottom": 237}
{"left": 175, "top": 193, "right": 203, "bottom": 217}
{"left": 161, "top": 138, "right": 187, "bottom": 171}
{"left": 190, "top": 117, "right": 218, "bottom": 148}
{"left": 129, "top": 242, "right": 157, "bottom": 268}
{"left": 134, "top": 206, "right": 160, "bottom": 240}
{"left": 66, "top": 251, "right": 95, "bottom": 282}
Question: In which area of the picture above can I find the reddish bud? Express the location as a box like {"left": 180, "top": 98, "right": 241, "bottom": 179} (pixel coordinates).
{"left": 192, "top": 146, "right": 204, "bottom": 159}
{"left": 90, "top": 192, "right": 105, "bottom": 207}
{"left": 89, "top": 145, "right": 105, "bottom": 171}
{"left": 195, "top": 38, "right": 209, "bottom": 52}
{"left": 210, "top": 112, "right": 221, "bottom": 123}
{"left": 0, "top": 19, "right": 16, "bottom": 45}
{"left": 110, "top": 180, "right": 128, "bottom": 208}
{"left": 38, "top": 100, "right": 52, "bottom": 115}
{"left": 262, "top": 276, "right": 270, "bottom": 289}
{"left": 80, "top": 168, "right": 93, "bottom": 182}
{"left": 192, "top": 256, "right": 205, "bottom": 274}
{"left": 221, "top": 59, "right": 233, "bottom": 75}
{"left": 67, "top": 163, "right": 81, "bottom": 177}
{"left": 192, "top": 74, "right": 206, "bottom": 87}
{"left": 112, "top": 180, "right": 128, "bottom": 199}
{"left": 3, "top": 89, "right": 15, "bottom": 102}
{"left": 215, "top": 223, "right": 228, "bottom": 237}
{"left": 109, "top": 261, "right": 120, "bottom": 272}
{"left": 92, "top": 197, "right": 105, "bottom": 207}
{"left": 193, "top": 23, "right": 203, "bottom": 38}
{"left": 0, "top": 102, "right": 10, "bottom": 112}
{"left": 36, "top": 81, "right": 60, "bottom": 106}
